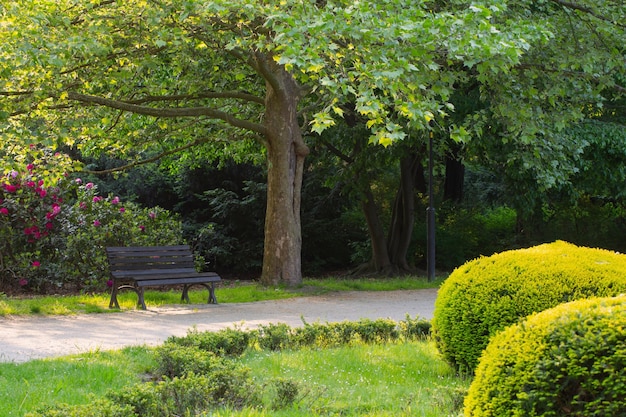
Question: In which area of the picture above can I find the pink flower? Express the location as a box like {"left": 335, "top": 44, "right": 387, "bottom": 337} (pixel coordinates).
{"left": 139, "top": 225, "right": 145, "bottom": 232}
{"left": 119, "top": 207, "right": 126, "bottom": 213}
{"left": 32, "top": 261, "right": 40, "bottom": 268}
{"left": 46, "top": 203, "right": 61, "bottom": 219}
{"left": 149, "top": 211, "right": 156, "bottom": 219}
{"left": 26, "top": 181, "right": 36, "bottom": 188}
{"left": 26, "top": 164, "right": 34, "bottom": 171}
{"left": 19, "top": 278, "right": 28, "bottom": 287}
{"left": 106, "top": 279, "right": 114, "bottom": 288}
{"left": 79, "top": 201, "right": 88, "bottom": 210}
{"left": 45, "top": 222, "right": 54, "bottom": 230}
{"left": 93, "top": 220, "right": 101, "bottom": 227}
{"left": 75, "top": 178, "right": 82, "bottom": 184}
{"left": 93, "top": 196, "right": 102, "bottom": 203}
{"left": 0, "top": 208, "right": 8, "bottom": 215}
{"left": 111, "top": 196, "right": 120, "bottom": 205}
{"left": 85, "top": 182, "right": 94, "bottom": 189}
{"left": 3, "top": 184, "right": 19, "bottom": 193}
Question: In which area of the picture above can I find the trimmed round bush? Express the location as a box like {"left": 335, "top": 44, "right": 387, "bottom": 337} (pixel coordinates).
{"left": 432, "top": 241, "right": 626, "bottom": 372}
{"left": 464, "top": 295, "right": 626, "bottom": 416}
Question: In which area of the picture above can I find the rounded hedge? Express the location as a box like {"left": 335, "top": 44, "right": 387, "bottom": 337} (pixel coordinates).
{"left": 464, "top": 295, "right": 626, "bottom": 416}
{"left": 432, "top": 241, "right": 626, "bottom": 372}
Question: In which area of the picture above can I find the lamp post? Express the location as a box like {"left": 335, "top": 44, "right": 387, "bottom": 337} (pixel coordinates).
{"left": 427, "top": 130, "right": 436, "bottom": 282}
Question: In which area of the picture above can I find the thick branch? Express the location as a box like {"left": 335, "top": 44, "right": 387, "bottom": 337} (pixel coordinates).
{"left": 83, "top": 137, "right": 209, "bottom": 175}
{"left": 127, "top": 91, "right": 264, "bottom": 106}
{"left": 67, "top": 91, "right": 267, "bottom": 135}
{"left": 516, "top": 63, "right": 626, "bottom": 95}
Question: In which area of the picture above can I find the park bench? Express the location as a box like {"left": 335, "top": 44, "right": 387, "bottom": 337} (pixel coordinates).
{"left": 106, "top": 245, "right": 221, "bottom": 310}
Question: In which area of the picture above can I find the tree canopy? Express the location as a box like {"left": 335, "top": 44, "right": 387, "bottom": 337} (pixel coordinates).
{"left": 1, "top": 0, "right": 624, "bottom": 284}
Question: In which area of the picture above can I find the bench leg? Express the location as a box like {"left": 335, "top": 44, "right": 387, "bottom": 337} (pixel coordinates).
{"left": 109, "top": 283, "right": 120, "bottom": 309}
{"left": 137, "top": 287, "right": 147, "bottom": 310}
{"left": 181, "top": 283, "right": 218, "bottom": 304}
{"left": 181, "top": 285, "right": 191, "bottom": 304}
{"left": 208, "top": 283, "right": 218, "bottom": 304}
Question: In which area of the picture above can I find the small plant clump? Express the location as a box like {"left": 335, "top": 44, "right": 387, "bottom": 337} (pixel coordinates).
{"left": 464, "top": 295, "right": 626, "bottom": 417}
{"left": 432, "top": 240, "right": 626, "bottom": 373}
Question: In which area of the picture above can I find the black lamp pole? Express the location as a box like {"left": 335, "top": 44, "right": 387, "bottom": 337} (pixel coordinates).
{"left": 427, "top": 130, "right": 436, "bottom": 282}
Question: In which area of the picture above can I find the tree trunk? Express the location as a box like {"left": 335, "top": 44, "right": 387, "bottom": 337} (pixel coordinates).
{"left": 260, "top": 61, "right": 309, "bottom": 286}
{"left": 387, "top": 153, "right": 422, "bottom": 271}
{"left": 361, "top": 187, "right": 392, "bottom": 272}
{"left": 357, "top": 152, "right": 426, "bottom": 276}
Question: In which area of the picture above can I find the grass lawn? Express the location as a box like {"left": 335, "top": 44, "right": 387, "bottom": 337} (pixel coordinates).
{"left": 0, "top": 275, "right": 444, "bottom": 316}
{"left": 0, "top": 341, "right": 467, "bottom": 417}
{"left": 0, "top": 276, "right": 464, "bottom": 416}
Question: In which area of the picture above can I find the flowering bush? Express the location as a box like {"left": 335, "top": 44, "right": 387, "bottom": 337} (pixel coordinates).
{"left": 0, "top": 165, "right": 183, "bottom": 293}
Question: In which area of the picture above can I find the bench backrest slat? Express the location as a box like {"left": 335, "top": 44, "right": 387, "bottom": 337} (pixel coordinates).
{"left": 106, "top": 245, "right": 198, "bottom": 272}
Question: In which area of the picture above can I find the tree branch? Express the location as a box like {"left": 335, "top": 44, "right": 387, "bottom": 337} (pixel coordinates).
{"left": 126, "top": 91, "right": 265, "bottom": 106}
{"left": 67, "top": 91, "right": 267, "bottom": 135}
{"left": 550, "top": 0, "right": 626, "bottom": 29}
{"left": 82, "top": 137, "right": 210, "bottom": 175}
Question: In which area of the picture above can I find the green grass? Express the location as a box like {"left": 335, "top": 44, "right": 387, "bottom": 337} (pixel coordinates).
{"left": 0, "top": 340, "right": 467, "bottom": 417}
{"left": 241, "top": 340, "right": 468, "bottom": 416}
{"left": 0, "top": 276, "right": 443, "bottom": 316}
{"left": 0, "top": 346, "right": 155, "bottom": 417}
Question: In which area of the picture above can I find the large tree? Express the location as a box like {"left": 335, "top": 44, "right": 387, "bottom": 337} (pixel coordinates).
{"left": 0, "top": 0, "right": 575, "bottom": 285}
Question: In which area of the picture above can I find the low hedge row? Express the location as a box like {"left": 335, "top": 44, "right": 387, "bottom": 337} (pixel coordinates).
{"left": 464, "top": 295, "right": 626, "bottom": 416}
{"left": 26, "top": 316, "right": 431, "bottom": 417}
{"left": 432, "top": 240, "right": 626, "bottom": 372}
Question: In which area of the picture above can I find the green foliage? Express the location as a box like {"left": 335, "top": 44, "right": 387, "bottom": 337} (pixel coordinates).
{"left": 163, "top": 316, "right": 429, "bottom": 354}
{"left": 432, "top": 241, "right": 626, "bottom": 373}
{"left": 417, "top": 205, "right": 517, "bottom": 270}
{"left": 194, "top": 180, "right": 266, "bottom": 273}
{"left": 464, "top": 295, "right": 626, "bottom": 417}
{"left": 267, "top": 377, "right": 302, "bottom": 410}
{"left": 25, "top": 399, "right": 133, "bottom": 417}
{"left": 153, "top": 344, "right": 227, "bottom": 379}
{"left": 165, "top": 327, "right": 253, "bottom": 357}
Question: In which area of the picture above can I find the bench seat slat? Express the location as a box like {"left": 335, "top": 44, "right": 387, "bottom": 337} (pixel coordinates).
{"left": 112, "top": 270, "right": 220, "bottom": 280}
{"left": 136, "top": 276, "right": 221, "bottom": 287}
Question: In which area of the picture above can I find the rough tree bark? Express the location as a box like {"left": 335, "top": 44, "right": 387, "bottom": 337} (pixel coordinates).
{"left": 387, "top": 153, "right": 425, "bottom": 271}
{"left": 260, "top": 57, "right": 310, "bottom": 286}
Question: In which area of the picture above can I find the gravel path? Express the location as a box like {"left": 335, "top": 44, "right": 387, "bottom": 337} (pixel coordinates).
{"left": 0, "top": 289, "right": 437, "bottom": 363}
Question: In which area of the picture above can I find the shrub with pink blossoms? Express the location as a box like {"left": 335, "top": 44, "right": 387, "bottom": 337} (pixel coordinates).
{"left": 1, "top": 164, "right": 182, "bottom": 293}
{"left": 0, "top": 167, "right": 69, "bottom": 291}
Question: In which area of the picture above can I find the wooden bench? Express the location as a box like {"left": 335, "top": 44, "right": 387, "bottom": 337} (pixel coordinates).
{"left": 106, "top": 245, "right": 221, "bottom": 310}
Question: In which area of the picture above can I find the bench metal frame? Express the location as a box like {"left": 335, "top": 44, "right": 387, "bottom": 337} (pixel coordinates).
{"left": 106, "top": 245, "right": 221, "bottom": 310}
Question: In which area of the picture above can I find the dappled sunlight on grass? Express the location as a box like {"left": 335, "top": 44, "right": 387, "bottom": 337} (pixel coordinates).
{"left": 0, "top": 276, "right": 442, "bottom": 316}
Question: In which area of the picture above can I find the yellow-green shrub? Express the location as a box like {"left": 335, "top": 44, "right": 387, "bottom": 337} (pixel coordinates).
{"left": 464, "top": 295, "right": 626, "bottom": 417}
{"left": 432, "top": 241, "right": 626, "bottom": 372}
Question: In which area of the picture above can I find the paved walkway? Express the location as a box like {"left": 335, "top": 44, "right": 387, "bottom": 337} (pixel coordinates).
{"left": 0, "top": 289, "right": 437, "bottom": 363}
